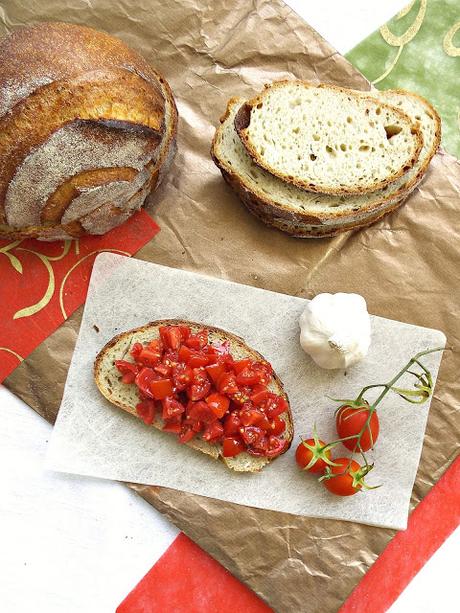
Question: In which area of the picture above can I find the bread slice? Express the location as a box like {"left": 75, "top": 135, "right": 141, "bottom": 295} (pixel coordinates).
{"left": 212, "top": 90, "right": 440, "bottom": 237}
{"left": 234, "top": 81, "right": 423, "bottom": 195}
{"left": 94, "top": 319, "right": 293, "bottom": 472}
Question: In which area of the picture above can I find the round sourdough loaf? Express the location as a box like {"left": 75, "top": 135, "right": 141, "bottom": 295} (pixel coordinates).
{"left": 0, "top": 22, "right": 178, "bottom": 241}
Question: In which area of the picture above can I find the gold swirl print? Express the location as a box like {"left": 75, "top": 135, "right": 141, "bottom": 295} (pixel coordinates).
{"left": 374, "top": 0, "right": 427, "bottom": 84}
{"left": 443, "top": 21, "right": 460, "bottom": 56}
{"left": 0, "top": 347, "right": 23, "bottom": 363}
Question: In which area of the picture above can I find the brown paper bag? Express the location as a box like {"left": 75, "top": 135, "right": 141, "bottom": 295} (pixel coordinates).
{"left": 2, "top": 1, "right": 459, "bottom": 611}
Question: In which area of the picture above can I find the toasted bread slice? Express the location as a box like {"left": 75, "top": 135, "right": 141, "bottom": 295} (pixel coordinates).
{"left": 94, "top": 319, "right": 293, "bottom": 472}
{"left": 212, "top": 90, "right": 440, "bottom": 236}
{"left": 234, "top": 81, "right": 423, "bottom": 195}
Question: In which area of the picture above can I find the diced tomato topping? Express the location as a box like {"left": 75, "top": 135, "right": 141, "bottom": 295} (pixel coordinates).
{"left": 270, "top": 416, "right": 286, "bottom": 436}
{"left": 178, "top": 325, "right": 191, "bottom": 341}
{"left": 172, "top": 362, "right": 193, "bottom": 391}
{"left": 154, "top": 363, "right": 171, "bottom": 377}
{"left": 135, "top": 367, "right": 156, "bottom": 399}
{"left": 150, "top": 378, "right": 174, "bottom": 400}
{"left": 188, "top": 352, "right": 209, "bottom": 368}
{"left": 218, "top": 372, "right": 239, "bottom": 395}
{"left": 159, "top": 326, "right": 182, "bottom": 350}
{"left": 250, "top": 385, "right": 269, "bottom": 405}
{"left": 178, "top": 427, "right": 195, "bottom": 444}
{"left": 117, "top": 325, "right": 288, "bottom": 458}
{"left": 223, "top": 412, "right": 241, "bottom": 435}
{"left": 202, "top": 421, "right": 224, "bottom": 442}
{"left": 162, "top": 421, "right": 182, "bottom": 434}
{"left": 138, "top": 348, "right": 161, "bottom": 367}
{"left": 136, "top": 400, "right": 156, "bottom": 425}
{"left": 130, "top": 342, "right": 144, "bottom": 360}
{"left": 222, "top": 436, "right": 245, "bottom": 457}
{"left": 185, "top": 330, "right": 208, "bottom": 350}
{"left": 232, "top": 358, "right": 252, "bottom": 374}
{"left": 205, "top": 393, "right": 230, "bottom": 419}
{"left": 206, "top": 362, "right": 226, "bottom": 384}
{"left": 161, "top": 396, "right": 185, "bottom": 420}
{"left": 187, "top": 401, "right": 217, "bottom": 424}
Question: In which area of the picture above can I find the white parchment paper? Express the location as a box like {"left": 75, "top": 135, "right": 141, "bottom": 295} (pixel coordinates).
{"left": 46, "top": 253, "right": 446, "bottom": 529}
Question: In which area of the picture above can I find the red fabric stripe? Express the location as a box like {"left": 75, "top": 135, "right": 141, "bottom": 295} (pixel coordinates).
{"left": 116, "top": 532, "right": 273, "bottom": 613}
{"left": 340, "top": 455, "right": 460, "bottom": 612}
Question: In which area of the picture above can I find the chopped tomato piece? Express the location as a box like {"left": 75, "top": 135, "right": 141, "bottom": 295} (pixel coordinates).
{"left": 250, "top": 385, "right": 269, "bottom": 405}
{"left": 185, "top": 330, "right": 208, "bottom": 350}
{"left": 202, "top": 421, "right": 224, "bottom": 442}
{"left": 236, "top": 366, "right": 260, "bottom": 386}
{"left": 162, "top": 421, "right": 182, "bottom": 434}
{"left": 240, "top": 407, "right": 271, "bottom": 430}
{"left": 263, "top": 394, "right": 288, "bottom": 419}
{"left": 252, "top": 361, "right": 273, "bottom": 385}
{"left": 231, "top": 386, "right": 252, "bottom": 405}
{"left": 264, "top": 435, "right": 287, "bottom": 457}
{"left": 150, "top": 378, "right": 174, "bottom": 400}
{"left": 223, "top": 412, "right": 241, "bottom": 435}
{"left": 232, "top": 358, "right": 252, "bottom": 374}
{"left": 172, "top": 362, "right": 193, "bottom": 391}
{"left": 187, "top": 401, "right": 217, "bottom": 424}
{"left": 147, "top": 338, "right": 163, "bottom": 355}
{"left": 154, "top": 363, "right": 171, "bottom": 377}
{"left": 130, "top": 342, "right": 144, "bottom": 360}
{"left": 178, "top": 427, "right": 195, "bottom": 443}
{"left": 135, "top": 367, "right": 156, "bottom": 399}
{"left": 159, "top": 326, "right": 182, "bottom": 350}
{"left": 187, "top": 369, "right": 211, "bottom": 401}
{"left": 178, "top": 325, "right": 191, "bottom": 341}
{"left": 218, "top": 372, "right": 239, "bottom": 395}
{"left": 178, "top": 345, "right": 193, "bottom": 364}
{"left": 136, "top": 400, "right": 156, "bottom": 425}
{"left": 240, "top": 426, "right": 265, "bottom": 447}
{"left": 222, "top": 437, "right": 246, "bottom": 457}
{"left": 206, "top": 362, "right": 226, "bottom": 384}
{"left": 138, "top": 348, "right": 161, "bottom": 367}
{"left": 205, "top": 393, "right": 230, "bottom": 418}
{"left": 161, "top": 396, "right": 185, "bottom": 420}
{"left": 270, "top": 416, "right": 286, "bottom": 436}
{"left": 115, "top": 360, "right": 137, "bottom": 375}
{"left": 188, "top": 352, "right": 209, "bottom": 368}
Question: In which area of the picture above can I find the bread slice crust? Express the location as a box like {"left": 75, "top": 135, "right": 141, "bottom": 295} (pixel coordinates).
{"left": 94, "top": 319, "right": 293, "bottom": 473}
{"left": 234, "top": 81, "right": 424, "bottom": 196}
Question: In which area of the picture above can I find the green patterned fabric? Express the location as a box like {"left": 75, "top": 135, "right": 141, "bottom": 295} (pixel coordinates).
{"left": 346, "top": 0, "right": 460, "bottom": 158}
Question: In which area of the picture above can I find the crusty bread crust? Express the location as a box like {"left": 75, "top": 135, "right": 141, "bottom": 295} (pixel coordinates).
{"left": 94, "top": 319, "right": 293, "bottom": 473}
{"left": 0, "top": 23, "right": 178, "bottom": 239}
{"left": 234, "top": 80, "right": 424, "bottom": 196}
{"left": 212, "top": 90, "right": 440, "bottom": 236}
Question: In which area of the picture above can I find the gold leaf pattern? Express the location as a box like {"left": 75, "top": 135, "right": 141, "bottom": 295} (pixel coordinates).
{"left": 13, "top": 249, "right": 55, "bottom": 319}
{"left": 443, "top": 21, "right": 460, "bottom": 56}
{"left": 0, "top": 347, "right": 23, "bottom": 363}
{"left": 374, "top": 0, "right": 427, "bottom": 85}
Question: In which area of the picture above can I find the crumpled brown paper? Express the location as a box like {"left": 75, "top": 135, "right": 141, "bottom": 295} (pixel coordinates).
{"left": 2, "top": 1, "right": 459, "bottom": 612}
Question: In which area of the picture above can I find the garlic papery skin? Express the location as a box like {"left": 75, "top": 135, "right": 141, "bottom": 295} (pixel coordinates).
{"left": 299, "top": 293, "right": 371, "bottom": 370}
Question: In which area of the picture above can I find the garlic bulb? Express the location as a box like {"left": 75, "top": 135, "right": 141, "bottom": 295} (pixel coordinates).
{"left": 299, "top": 293, "right": 371, "bottom": 370}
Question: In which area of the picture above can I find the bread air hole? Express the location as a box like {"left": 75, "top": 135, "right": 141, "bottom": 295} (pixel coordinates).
{"left": 310, "top": 154, "right": 317, "bottom": 161}
{"left": 347, "top": 116, "right": 353, "bottom": 123}
{"left": 292, "top": 127, "right": 300, "bottom": 134}
{"left": 313, "top": 134, "right": 320, "bottom": 141}
{"left": 340, "top": 144, "right": 346, "bottom": 151}
{"left": 384, "top": 124, "right": 402, "bottom": 139}
{"left": 325, "top": 145, "right": 336, "bottom": 156}
{"left": 359, "top": 145, "right": 370, "bottom": 151}
{"left": 376, "top": 107, "right": 381, "bottom": 115}
{"left": 257, "top": 102, "right": 263, "bottom": 109}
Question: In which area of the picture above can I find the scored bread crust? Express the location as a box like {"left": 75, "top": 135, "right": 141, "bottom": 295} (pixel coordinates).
{"left": 0, "top": 23, "right": 178, "bottom": 240}
{"left": 234, "top": 80, "right": 424, "bottom": 196}
{"left": 212, "top": 90, "right": 440, "bottom": 235}
{"left": 94, "top": 319, "right": 293, "bottom": 473}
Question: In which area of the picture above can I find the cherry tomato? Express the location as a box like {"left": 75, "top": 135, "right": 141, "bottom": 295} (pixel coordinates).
{"left": 205, "top": 393, "right": 230, "bottom": 418}
{"left": 336, "top": 402, "right": 379, "bottom": 452}
{"left": 222, "top": 437, "right": 246, "bottom": 457}
{"left": 135, "top": 400, "right": 156, "bottom": 425}
{"left": 150, "top": 378, "right": 174, "bottom": 400}
{"left": 295, "top": 438, "right": 331, "bottom": 473}
{"left": 322, "top": 458, "right": 366, "bottom": 496}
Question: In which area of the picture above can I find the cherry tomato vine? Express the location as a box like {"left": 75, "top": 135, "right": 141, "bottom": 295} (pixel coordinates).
{"left": 296, "top": 347, "right": 444, "bottom": 496}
